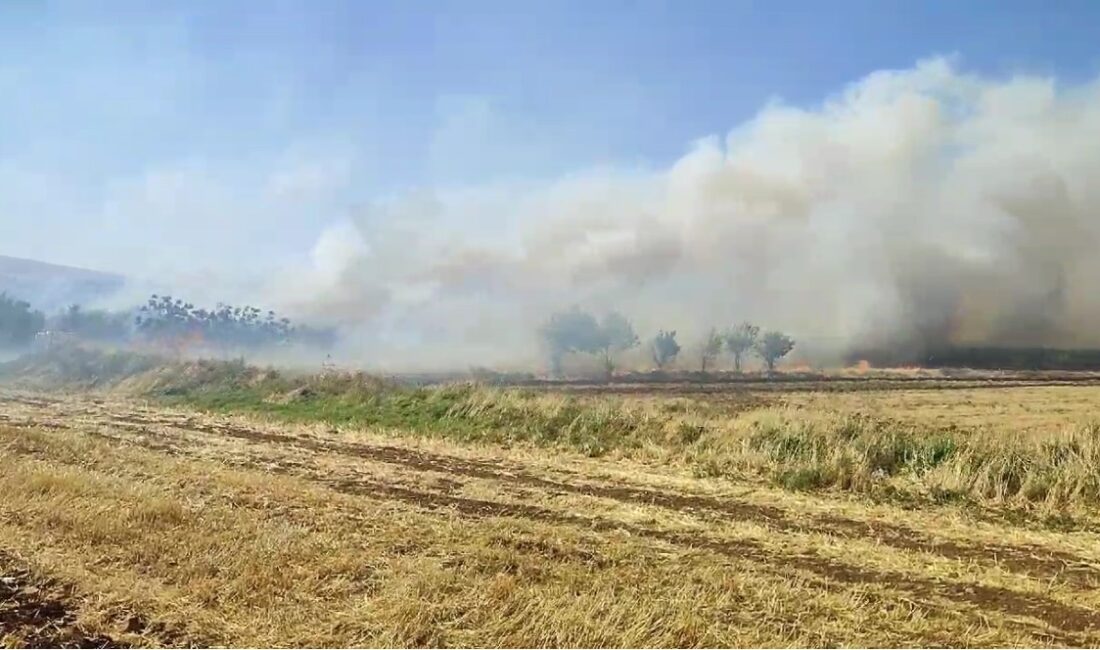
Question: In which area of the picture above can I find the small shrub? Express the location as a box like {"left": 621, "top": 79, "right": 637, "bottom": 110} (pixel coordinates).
{"left": 676, "top": 422, "right": 706, "bottom": 446}
{"left": 780, "top": 468, "right": 828, "bottom": 491}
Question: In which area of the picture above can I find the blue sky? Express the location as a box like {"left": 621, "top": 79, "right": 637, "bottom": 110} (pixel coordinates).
{"left": 2, "top": 0, "right": 1099, "bottom": 279}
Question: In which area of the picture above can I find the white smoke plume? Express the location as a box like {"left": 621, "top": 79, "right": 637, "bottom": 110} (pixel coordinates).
{"left": 271, "top": 58, "right": 1100, "bottom": 370}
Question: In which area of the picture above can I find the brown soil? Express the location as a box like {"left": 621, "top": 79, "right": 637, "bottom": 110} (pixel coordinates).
{"left": 0, "top": 552, "right": 123, "bottom": 649}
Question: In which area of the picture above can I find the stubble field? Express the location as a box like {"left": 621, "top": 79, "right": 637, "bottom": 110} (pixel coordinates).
{"left": 3, "top": 358, "right": 1100, "bottom": 647}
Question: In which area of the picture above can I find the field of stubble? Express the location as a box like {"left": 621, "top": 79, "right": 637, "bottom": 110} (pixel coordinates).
{"left": 3, "top": 368, "right": 1100, "bottom": 647}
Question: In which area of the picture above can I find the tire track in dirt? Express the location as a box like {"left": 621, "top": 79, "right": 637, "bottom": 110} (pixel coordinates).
{"left": 99, "top": 411, "right": 1100, "bottom": 588}
{"left": 307, "top": 477, "right": 1100, "bottom": 640}
{"left": 191, "top": 449, "right": 1100, "bottom": 640}
{"left": 29, "top": 418, "right": 1099, "bottom": 641}
{"left": 9, "top": 390, "right": 1100, "bottom": 588}
{"left": 2, "top": 424, "right": 1049, "bottom": 648}
{"left": 10, "top": 399, "right": 1097, "bottom": 589}
{"left": 286, "top": 471, "right": 1100, "bottom": 642}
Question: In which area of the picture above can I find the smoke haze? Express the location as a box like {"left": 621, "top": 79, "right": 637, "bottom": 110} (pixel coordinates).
{"left": 269, "top": 59, "right": 1100, "bottom": 370}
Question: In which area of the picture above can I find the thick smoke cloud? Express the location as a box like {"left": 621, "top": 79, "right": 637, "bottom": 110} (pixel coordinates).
{"left": 273, "top": 59, "right": 1100, "bottom": 370}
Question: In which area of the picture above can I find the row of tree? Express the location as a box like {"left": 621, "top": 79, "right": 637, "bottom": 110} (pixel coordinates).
{"left": 136, "top": 295, "right": 296, "bottom": 349}
{"left": 540, "top": 308, "right": 796, "bottom": 377}
{"left": 697, "top": 322, "right": 796, "bottom": 372}
{"left": 0, "top": 292, "right": 334, "bottom": 353}
{"left": 134, "top": 294, "right": 335, "bottom": 352}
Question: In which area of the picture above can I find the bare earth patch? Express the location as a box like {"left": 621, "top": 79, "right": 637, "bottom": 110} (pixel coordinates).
{"left": 0, "top": 551, "right": 122, "bottom": 648}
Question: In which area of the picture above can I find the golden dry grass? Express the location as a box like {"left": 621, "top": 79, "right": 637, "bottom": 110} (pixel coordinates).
{"left": 3, "top": 385, "right": 1100, "bottom": 647}
{"left": 782, "top": 384, "right": 1100, "bottom": 433}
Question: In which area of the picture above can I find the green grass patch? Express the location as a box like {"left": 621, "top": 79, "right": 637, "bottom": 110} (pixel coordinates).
{"left": 150, "top": 367, "right": 664, "bottom": 457}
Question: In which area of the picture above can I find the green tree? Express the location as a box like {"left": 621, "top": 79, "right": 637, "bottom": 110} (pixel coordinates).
{"left": 53, "top": 304, "right": 131, "bottom": 342}
{"left": 651, "top": 329, "right": 680, "bottom": 370}
{"left": 755, "top": 331, "right": 796, "bottom": 372}
{"left": 725, "top": 321, "right": 760, "bottom": 372}
{"left": 0, "top": 293, "right": 45, "bottom": 348}
{"left": 596, "top": 311, "right": 639, "bottom": 379}
{"left": 699, "top": 328, "right": 723, "bottom": 373}
{"left": 539, "top": 308, "right": 604, "bottom": 377}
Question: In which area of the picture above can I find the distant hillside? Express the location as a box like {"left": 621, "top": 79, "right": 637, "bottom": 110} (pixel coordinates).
{"left": 0, "top": 255, "right": 125, "bottom": 310}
